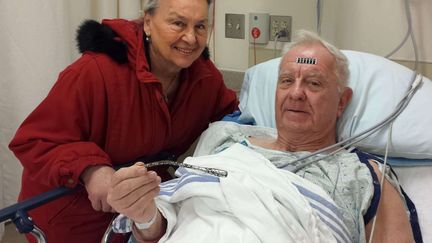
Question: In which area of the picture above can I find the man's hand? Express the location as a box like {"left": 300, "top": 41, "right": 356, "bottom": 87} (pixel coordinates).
{"left": 81, "top": 165, "right": 116, "bottom": 212}
{"left": 107, "top": 162, "right": 161, "bottom": 223}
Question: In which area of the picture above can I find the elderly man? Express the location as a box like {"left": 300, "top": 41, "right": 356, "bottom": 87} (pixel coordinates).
{"left": 108, "top": 30, "right": 417, "bottom": 243}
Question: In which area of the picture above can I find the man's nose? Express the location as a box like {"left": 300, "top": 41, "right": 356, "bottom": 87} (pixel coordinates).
{"left": 289, "top": 81, "right": 306, "bottom": 100}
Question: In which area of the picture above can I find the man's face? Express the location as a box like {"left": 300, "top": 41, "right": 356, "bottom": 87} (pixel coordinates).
{"left": 275, "top": 44, "right": 350, "bottom": 137}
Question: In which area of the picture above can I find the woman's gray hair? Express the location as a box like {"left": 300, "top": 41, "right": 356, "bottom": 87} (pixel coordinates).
{"left": 281, "top": 30, "right": 349, "bottom": 88}
{"left": 143, "top": 0, "right": 212, "bottom": 15}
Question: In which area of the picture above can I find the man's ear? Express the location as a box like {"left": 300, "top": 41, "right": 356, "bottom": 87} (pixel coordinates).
{"left": 337, "top": 87, "right": 353, "bottom": 118}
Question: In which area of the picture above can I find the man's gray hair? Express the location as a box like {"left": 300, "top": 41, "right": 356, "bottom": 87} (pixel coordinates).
{"left": 143, "top": 0, "right": 212, "bottom": 14}
{"left": 281, "top": 30, "right": 349, "bottom": 87}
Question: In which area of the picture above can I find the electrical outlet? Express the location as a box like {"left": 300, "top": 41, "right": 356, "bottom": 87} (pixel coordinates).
{"left": 225, "top": 13, "right": 245, "bottom": 39}
{"left": 269, "top": 15, "right": 292, "bottom": 42}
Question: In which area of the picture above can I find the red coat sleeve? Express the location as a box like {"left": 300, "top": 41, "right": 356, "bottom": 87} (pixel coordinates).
{"left": 9, "top": 56, "right": 112, "bottom": 188}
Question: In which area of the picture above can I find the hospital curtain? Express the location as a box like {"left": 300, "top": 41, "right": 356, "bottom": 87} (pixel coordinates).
{"left": 0, "top": 0, "right": 143, "bottom": 239}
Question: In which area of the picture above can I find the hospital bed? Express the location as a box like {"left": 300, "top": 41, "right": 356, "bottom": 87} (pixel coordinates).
{"left": 1, "top": 50, "right": 431, "bottom": 242}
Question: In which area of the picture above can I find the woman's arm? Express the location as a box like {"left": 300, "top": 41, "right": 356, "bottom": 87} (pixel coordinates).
{"left": 9, "top": 58, "right": 112, "bottom": 189}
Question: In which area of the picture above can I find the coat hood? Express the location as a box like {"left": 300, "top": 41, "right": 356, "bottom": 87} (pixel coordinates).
{"left": 75, "top": 19, "right": 210, "bottom": 66}
{"left": 76, "top": 19, "right": 129, "bottom": 64}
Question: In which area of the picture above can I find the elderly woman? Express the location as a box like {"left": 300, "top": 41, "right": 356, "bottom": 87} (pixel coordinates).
{"left": 8, "top": 0, "right": 238, "bottom": 242}
{"left": 108, "top": 30, "right": 417, "bottom": 243}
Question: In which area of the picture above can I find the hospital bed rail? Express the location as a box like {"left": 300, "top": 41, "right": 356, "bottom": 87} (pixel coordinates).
{"left": 0, "top": 187, "right": 78, "bottom": 243}
{"left": 0, "top": 152, "right": 177, "bottom": 243}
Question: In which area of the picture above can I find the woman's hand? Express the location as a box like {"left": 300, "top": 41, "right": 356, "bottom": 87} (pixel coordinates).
{"left": 107, "top": 162, "right": 161, "bottom": 223}
{"left": 81, "top": 165, "right": 116, "bottom": 212}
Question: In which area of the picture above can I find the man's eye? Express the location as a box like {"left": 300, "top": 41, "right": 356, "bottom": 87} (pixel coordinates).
{"left": 306, "top": 80, "right": 325, "bottom": 91}
{"left": 281, "top": 79, "right": 293, "bottom": 84}
{"left": 173, "top": 21, "right": 185, "bottom": 28}
{"left": 308, "top": 80, "right": 321, "bottom": 86}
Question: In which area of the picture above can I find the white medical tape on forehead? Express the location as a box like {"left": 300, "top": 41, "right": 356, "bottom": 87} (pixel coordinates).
{"left": 296, "top": 57, "right": 317, "bottom": 64}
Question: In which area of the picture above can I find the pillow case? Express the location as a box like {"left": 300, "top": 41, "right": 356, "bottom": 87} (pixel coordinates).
{"left": 238, "top": 50, "right": 432, "bottom": 160}
{"left": 238, "top": 57, "right": 281, "bottom": 128}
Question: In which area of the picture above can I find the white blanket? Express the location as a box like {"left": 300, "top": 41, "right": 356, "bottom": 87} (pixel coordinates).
{"left": 115, "top": 143, "right": 351, "bottom": 242}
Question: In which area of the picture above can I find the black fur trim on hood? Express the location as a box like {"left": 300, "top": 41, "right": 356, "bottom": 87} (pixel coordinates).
{"left": 76, "top": 20, "right": 128, "bottom": 64}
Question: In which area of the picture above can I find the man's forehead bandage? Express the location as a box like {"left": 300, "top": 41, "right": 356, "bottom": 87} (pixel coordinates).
{"left": 296, "top": 57, "right": 317, "bottom": 64}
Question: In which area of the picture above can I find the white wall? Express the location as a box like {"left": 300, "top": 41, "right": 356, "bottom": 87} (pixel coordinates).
{"left": 211, "top": 0, "right": 432, "bottom": 72}
{"left": 322, "top": 0, "right": 431, "bottom": 62}
{"left": 211, "top": 0, "right": 317, "bottom": 71}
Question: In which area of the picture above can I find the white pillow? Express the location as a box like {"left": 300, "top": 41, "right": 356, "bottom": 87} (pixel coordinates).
{"left": 238, "top": 50, "right": 432, "bottom": 159}
{"left": 238, "top": 57, "right": 281, "bottom": 128}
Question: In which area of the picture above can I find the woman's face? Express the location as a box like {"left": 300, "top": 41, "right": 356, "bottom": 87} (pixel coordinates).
{"left": 144, "top": 0, "right": 209, "bottom": 71}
